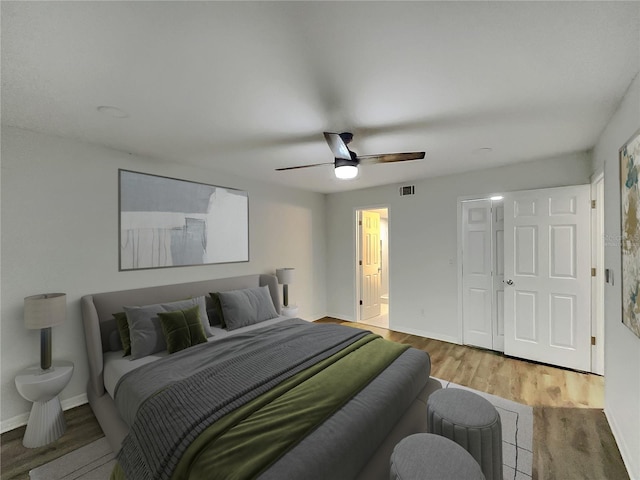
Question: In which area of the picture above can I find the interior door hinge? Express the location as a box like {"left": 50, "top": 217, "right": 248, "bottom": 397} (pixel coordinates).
{"left": 591, "top": 336, "right": 596, "bottom": 346}
{"left": 591, "top": 268, "right": 596, "bottom": 277}
{"left": 591, "top": 200, "right": 596, "bottom": 209}
{"left": 359, "top": 260, "right": 362, "bottom": 266}
{"left": 359, "top": 300, "right": 363, "bottom": 305}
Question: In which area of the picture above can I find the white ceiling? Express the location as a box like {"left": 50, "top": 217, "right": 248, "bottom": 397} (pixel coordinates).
{"left": 2, "top": 1, "right": 639, "bottom": 194}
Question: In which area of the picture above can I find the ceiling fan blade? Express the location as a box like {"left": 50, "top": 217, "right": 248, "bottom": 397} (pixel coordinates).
{"left": 358, "top": 152, "right": 425, "bottom": 164}
{"left": 323, "top": 132, "right": 352, "bottom": 160}
{"left": 275, "top": 162, "right": 333, "bottom": 171}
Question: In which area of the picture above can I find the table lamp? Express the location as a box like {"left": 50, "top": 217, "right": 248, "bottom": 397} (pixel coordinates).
{"left": 275, "top": 268, "right": 295, "bottom": 307}
{"left": 24, "top": 293, "right": 66, "bottom": 371}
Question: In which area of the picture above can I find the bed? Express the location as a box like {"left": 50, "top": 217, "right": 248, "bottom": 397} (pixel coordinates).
{"left": 81, "top": 274, "right": 439, "bottom": 480}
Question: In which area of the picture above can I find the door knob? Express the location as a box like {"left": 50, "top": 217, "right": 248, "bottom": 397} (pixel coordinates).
{"left": 505, "top": 279, "right": 514, "bottom": 286}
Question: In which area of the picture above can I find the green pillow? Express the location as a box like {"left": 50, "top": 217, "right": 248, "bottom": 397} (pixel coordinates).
{"left": 158, "top": 305, "right": 207, "bottom": 354}
{"left": 113, "top": 312, "right": 131, "bottom": 357}
{"left": 208, "top": 292, "right": 226, "bottom": 328}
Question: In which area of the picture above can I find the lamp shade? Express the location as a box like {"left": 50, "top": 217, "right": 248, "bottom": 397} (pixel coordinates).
{"left": 24, "top": 293, "right": 66, "bottom": 330}
{"left": 276, "top": 268, "right": 295, "bottom": 285}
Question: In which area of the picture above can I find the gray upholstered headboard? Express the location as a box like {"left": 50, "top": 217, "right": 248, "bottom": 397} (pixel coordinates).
{"left": 81, "top": 274, "right": 280, "bottom": 397}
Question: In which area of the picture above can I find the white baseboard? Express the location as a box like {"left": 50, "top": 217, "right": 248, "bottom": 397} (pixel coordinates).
{"left": 62, "top": 392, "right": 88, "bottom": 411}
{"left": 1, "top": 393, "right": 88, "bottom": 434}
{"left": 388, "top": 323, "right": 461, "bottom": 345}
{"left": 1, "top": 412, "right": 30, "bottom": 434}
{"left": 320, "top": 315, "right": 461, "bottom": 344}
{"left": 325, "top": 313, "right": 355, "bottom": 322}
{"left": 605, "top": 406, "right": 638, "bottom": 480}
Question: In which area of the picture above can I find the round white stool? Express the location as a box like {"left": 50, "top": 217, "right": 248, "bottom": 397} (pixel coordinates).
{"left": 15, "top": 360, "right": 74, "bottom": 448}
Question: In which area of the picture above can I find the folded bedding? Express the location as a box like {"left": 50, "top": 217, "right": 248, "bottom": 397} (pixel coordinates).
{"left": 109, "top": 319, "right": 429, "bottom": 480}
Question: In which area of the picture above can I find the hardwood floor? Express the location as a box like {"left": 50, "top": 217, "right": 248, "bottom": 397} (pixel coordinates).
{"left": 318, "top": 318, "right": 625, "bottom": 480}
{"left": 1, "top": 318, "right": 626, "bottom": 480}
{"left": 318, "top": 318, "right": 604, "bottom": 409}
{"left": 1, "top": 403, "right": 103, "bottom": 480}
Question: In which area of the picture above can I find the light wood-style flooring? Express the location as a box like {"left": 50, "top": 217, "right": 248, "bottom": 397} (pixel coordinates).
{"left": 319, "top": 318, "right": 626, "bottom": 480}
{"left": 337, "top": 320, "right": 605, "bottom": 409}
{"left": 1, "top": 403, "right": 103, "bottom": 480}
{"left": 1, "top": 317, "right": 627, "bottom": 480}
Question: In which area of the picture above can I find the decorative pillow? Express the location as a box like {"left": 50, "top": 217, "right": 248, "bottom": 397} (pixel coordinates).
{"left": 123, "top": 304, "right": 167, "bottom": 359}
{"left": 124, "top": 296, "right": 211, "bottom": 360}
{"left": 207, "top": 293, "right": 226, "bottom": 328}
{"left": 114, "top": 311, "right": 131, "bottom": 356}
{"left": 161, "top": 297, "right": 213, "bottom": 338}
{"left": 109, "top": 329, "right": 124, "bottom": 352}
{"left": 217, "top": 285, "right": 279, "bottom": 331}
{"left": 158, "top": 305, "right": 207, "bottom": 354}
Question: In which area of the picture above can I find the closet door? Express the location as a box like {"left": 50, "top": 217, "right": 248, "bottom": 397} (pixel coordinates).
{"left": 492, "top": 200, "right": 505, "bottom": 352}
{"left": 503, "top": 185, "right": 591, "bottom": 371}
{"left": 462, "top": 199, "right": 493, "bottom": 349}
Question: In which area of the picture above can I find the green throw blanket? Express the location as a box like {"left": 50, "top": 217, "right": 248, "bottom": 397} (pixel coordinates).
{"left": 112, "top": 334, "right": 408, "bottom": 480}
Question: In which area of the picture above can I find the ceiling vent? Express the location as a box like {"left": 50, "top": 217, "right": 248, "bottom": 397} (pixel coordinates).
{"left": 399, "top": 185, "right": 415, "bottom": 196}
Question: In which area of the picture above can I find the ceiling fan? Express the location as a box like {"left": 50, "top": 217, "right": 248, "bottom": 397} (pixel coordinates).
{"left": 276, "top": 132, "right": 425, "bottom": 179}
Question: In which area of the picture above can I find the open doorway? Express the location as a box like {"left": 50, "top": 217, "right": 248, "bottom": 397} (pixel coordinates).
{"left": 356, "top": 207, "right": 389, "bottom": 329}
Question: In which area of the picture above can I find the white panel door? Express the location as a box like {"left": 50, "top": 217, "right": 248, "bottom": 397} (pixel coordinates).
{"left": 492, "top": 200, "right": 505, "bottom": 352}
{"left": 462, "top": 200, "right": 493, "bottom": 349}
{"left": 503, "top": 185, "right": 591, "bottom": 371}
{"left": 361, "top": 210, "right": 381, "bottom": 320}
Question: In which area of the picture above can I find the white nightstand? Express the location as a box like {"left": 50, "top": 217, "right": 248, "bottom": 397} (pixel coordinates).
{"left": 281, "top": 305, "right": 299, "bottom": 317}
{"left": 15, "top": 360, "right": 74, "bottom": 448}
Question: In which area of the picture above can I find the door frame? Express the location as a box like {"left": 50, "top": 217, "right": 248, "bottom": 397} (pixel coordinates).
{"left": 355, "top": 205, "right": 390, "bottom": 324}
{"left": 591, "top": 169, "right": 605, "bottom": 375}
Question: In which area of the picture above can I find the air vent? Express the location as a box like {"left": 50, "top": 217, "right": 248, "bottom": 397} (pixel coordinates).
{"left": 399, "top": 185, "right": 415, "bottom": 196}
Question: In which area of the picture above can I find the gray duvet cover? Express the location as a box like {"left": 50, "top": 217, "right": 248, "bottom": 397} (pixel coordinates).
{"left": 115, "top": 320, "right": 370, "bottom": 480}
{"left": 114, "top": 319, "right": 431, "bottom": 480}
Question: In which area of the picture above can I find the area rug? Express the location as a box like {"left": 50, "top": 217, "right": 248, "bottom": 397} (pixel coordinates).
{"left": 434, "top": 378, "right": 534, "bottom": 480}
{"left": 29, "top": 437, "right": 115, "bottom": 480}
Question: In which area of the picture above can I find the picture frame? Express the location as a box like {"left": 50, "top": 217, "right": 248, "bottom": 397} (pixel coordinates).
{"left": 619, "top": 128, "right": 640, "bottom": 338}
{"left": 119, "top": 169, "right": 249, "bottom": 271}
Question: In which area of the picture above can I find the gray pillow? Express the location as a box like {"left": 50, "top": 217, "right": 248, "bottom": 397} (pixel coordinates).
{"left": 218, "top": 285, "right": 279, "bottom": 331}
{"left": 124, "top": 296, "right": 211, "bottom": 359}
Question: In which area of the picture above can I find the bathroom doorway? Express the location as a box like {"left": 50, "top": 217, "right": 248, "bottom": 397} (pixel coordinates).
{"left": 356, "top": 207, "right": 389, "bottom": 329}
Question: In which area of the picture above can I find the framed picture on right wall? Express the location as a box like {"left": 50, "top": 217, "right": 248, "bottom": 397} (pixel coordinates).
{"left": 619, "top": 128, "right": 640, "bottom": 339}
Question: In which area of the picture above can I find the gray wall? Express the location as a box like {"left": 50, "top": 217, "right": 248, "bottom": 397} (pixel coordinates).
{"left": 0, "top": 127, "right": 327, "bottom": 430}
{"left": 592, "top": 72, "right": 640, "bottom": 479}
{"left": 326, "top": 152, "right": 592, "bottom": 343}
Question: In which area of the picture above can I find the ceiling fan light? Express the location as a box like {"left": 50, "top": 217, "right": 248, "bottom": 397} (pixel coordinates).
{"left": 335, "top": 165, "right": 358, "bottom": 179}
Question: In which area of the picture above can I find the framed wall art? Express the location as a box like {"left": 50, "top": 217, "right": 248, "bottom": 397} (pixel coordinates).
{"left": 620, "top": 128, "right": 640, "bottom": 338}
{"left": 119, "top": 170, "right": 249, "bottom": 271}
